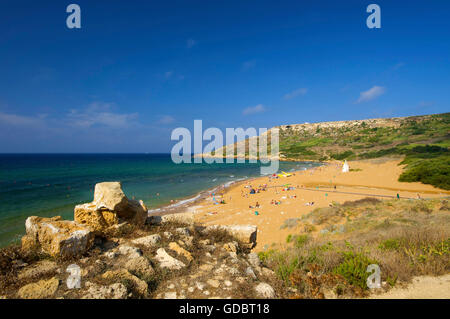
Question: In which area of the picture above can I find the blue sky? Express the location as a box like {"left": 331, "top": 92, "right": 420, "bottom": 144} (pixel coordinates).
{"left": 0, "top": 0, "right": 449, "bottom": 153}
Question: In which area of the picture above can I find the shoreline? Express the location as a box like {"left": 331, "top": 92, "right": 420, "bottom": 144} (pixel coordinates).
{"left": 147, "top": 160, "right": 325, "bottom": 217}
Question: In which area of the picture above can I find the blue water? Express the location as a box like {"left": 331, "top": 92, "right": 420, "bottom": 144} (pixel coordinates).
{"left": 0, "top": 154, "right": 321, "bottom": 247}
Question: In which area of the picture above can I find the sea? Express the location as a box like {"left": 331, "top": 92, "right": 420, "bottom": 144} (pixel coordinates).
{"left": 0, "top": 154, "right": 321, "bottom": 247}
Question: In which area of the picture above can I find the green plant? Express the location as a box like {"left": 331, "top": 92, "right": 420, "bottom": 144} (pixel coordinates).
{"left": 378, "top": 239, "right": 401, "bottom": 251}
{"left": 333, "top": 251, "right": 378, "bottom": 289}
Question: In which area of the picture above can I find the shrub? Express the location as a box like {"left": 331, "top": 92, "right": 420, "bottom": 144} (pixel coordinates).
{"left": 333, "top": 251, "right": 378, "bottom": 289}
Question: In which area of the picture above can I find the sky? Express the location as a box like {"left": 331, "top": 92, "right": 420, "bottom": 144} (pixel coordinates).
{"left": 0, "top": 0, "right": 449, "bottom": 153}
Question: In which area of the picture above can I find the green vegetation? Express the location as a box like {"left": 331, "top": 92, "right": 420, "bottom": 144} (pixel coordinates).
{"left": 258, "top": 198, "right": 450, "bottom": 298}
{"left": 277, "top": 113, "right": 450, "bottom": 190}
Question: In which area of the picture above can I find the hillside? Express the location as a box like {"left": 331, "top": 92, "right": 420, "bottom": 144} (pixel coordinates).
{"left": 205, "top": 113, "right": 450, "bottom": 189}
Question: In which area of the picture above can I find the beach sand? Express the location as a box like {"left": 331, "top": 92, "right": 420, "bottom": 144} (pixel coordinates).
{"left": 190, "top": 158, "right": 450, "bottom": 252}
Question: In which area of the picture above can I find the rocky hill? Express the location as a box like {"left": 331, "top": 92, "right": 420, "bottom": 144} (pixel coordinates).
{"left": 202, "top": 112, "right": 450, "bottom": 189}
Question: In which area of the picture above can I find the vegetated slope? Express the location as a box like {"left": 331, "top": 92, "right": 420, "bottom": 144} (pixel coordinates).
{"left": 278, "top": 112, "right": 449, "bottom": 189}
{"left": 209, "top": 113, "right": 450, "bottom": 189}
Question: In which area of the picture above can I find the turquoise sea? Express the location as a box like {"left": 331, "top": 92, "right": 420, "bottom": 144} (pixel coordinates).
{"left": 0, "top": 154, "right": 321, "bottom": 247}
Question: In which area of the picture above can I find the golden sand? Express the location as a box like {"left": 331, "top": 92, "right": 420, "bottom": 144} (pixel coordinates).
{"left": 192, "top": 159, "right": 449, "bottom": 251}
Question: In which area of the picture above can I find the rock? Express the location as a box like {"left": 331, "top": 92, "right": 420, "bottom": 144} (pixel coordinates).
{"left": 196, "top": 282, "right": 205, "bottom": 290}
{"left": 104, "top": 251, "right": 118, "bottom": 259}
{"left": 199, "top": 239, "right": 211, "bottom": 246}
{"left": 154, "top": 248, "right": 186, "bottom": 270}
{"left": 182, "top": 236, "right": 194, "bottom": 247}
{"left": 245, "top": 266, "right": 257, "bottom": 279}
{"left": 74, "top": 182, "right": 147, "bottom": 234}
{"left": 82, "top": 282, "right": 128, "bottom": 299}
{"left": 224, "top": 280, "right": 232, "bottom": 287}
{"left": 168, "top": 242, "right": 193, "bottom": 263}
{"left": 22, "top": 216, "right": 94, "bottom": 258}
{"left": 164, "top": 292, "right": 177, "bottom": 299}
{"left": 18, "top": 260, "right": 59, "bottom": 281}
{"left": 18, "top": 277, "right": 60, "bottom": 299}
{"left": 132, "top": 234, "right": 161, "bottom": 248}
{"left": 176, "top": 227, "right": 191, "bottom": 236}
{"left": 223, "top": 241, "right": 239, "bottom": 253}
{"left": 207, "top": 279, "right": 220, "bottom": 288}
{"left": 147, "top": 212, "right": 195, "bottom": 225}
{"left": 102, "top": 269, "right": 148, "bottom": 296}
{"left": 199, "top": 264, "right": 214, "bottom": 272}
{"left": 255, "top": 283, "right": 275, "bottom": 298}
{"left": 163, "top": 232, "right": 173, "bottom": 239}
{"left": 125, "top": 256, "right": 154, "bottom": 278}
{"left": 247, "top": 253, "right": 261, "bottom": 268}
{"left": 199, "top": 225, "right": 257, "bottom": 248}
{"left": 118, "top": 245, "right": 142, "bottom": 258}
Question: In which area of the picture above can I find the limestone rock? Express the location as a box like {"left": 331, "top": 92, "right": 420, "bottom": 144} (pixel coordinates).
{"left": 22, "top": 216, "right": 94, "bottom": 258}
{"left": 132, "top": 234, "right": 161, "bottom": 248}
{"left": 124, "top": 256, "right": 154, "bottom": 278}
{"left": 147, "top": 212, "right": 195, "bottom": 225}
{"left": 154, "top": 248, "right": 186, "bottom": 270}
{"left": 82, "top": 282, "right": 127, "bottom": 299}
{"left": 223, "top": 241, "right": 239, "bottom": 253}
{"left": 168, "top": 242, "right": 193, "bottom": 263}
{"left": 255, "top": 282, "right": 275, "bottom": 299}
{"left": 118, "top": 245, "right": 142, "bottom": 258}
{"left": 199, "top": 225, "right": 257, "bottom": 248}
{"left": 207, "top": 279, "right": 220, "bottom": 288}
{"left": 247, "top": 253, "right": 261, "bottom": 268}
{"left": 18, "top": 260, "right": 59, "bottom": 281}
{"left": 102, "top": 269, "right": 148, "bottom": 296}
{"left": 18, "top": 277, "right": 60, "bottom": 299}
{"left": 74, "top": 182, "right": 147, "bottom": 234}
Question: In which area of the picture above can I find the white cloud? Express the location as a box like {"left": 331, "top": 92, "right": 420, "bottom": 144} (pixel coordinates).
{"left": 356, "top": 86, "right": 386, "bottom": 103}
{"left": 242, "top": 104, "right": 265, "bottom": 115}
{"left": 284, "top": 88, "right": 308, "bottom": 100}
{"left": 0, "top": 111, "right": 45, "bottom": 126}
{"left": 187, "top": 38, "right": 197, "bottom": 48}
{"left": 67, "top": 102, "right": 138, "bottom": 128}
{"left": 158, "top": 115, "right": 175, "bottom": 124}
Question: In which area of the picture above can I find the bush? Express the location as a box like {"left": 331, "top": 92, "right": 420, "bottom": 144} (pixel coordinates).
{"left": 333, "top": 251, "right": 378, "bottom": 289}
{"left": 399, "top": 155, "right": 450, "bottom": 190}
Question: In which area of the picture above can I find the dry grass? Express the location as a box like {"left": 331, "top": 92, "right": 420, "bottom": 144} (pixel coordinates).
{"left": 260, "top": 197, "right": 450, "bottom": 298}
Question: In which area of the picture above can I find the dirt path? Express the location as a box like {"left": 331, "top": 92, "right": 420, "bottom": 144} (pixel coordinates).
{"left": 369, "top": 274, "right": 450, "bottom": 299}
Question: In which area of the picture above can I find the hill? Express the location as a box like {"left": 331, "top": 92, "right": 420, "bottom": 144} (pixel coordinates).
{"left": 205, "top": 113, "right": 450, "bottom": 189}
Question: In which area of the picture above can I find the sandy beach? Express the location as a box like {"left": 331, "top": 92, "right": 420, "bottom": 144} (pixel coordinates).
{"left": 189, "top": 158, "right": 450, "bottom": 251}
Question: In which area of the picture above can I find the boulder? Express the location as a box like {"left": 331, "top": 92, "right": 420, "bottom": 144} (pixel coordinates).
{"left": 131, "top": 234, "right": 161, "bottom": 248}
{"left": 74, "top": 182, "right": 147, "bottom": 234}
{"left": 168, "top": 242, "right": 193, "bottom": 262}
{"left": 22, "top": 216, "right": 94, "bottom": 258}
{"left": 247, "top": 253, "right": 261, "bottom": 268}
{"left": 147, "top": 212, "right": 195, "bottom": 225}
{"left": 254, "top": 282, "right": 275, "bottom": 298}
{"left": 154, "top": 248, "right": 186, "bottom": 270}
{"left": 124, "top": 256, "right": 154, "bottom": 278}
{"left": 18, "top": 260, "right": 59, "bottom": 281}
{"left": 102, "top": 269, "right": 148, "bottom": 296}
{"left": 82, "top": 282, "right": 128, "bottom": 299}
{"left": 18, "top": 277, "right": 60, "bottom": 299}
{"left": 199, "top": 225, "right": 257, "bottom": 248}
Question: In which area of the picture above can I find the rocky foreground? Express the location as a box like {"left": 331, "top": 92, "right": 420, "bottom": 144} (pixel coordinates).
{"left": 0, "top": 182, "right": 281, "bottom": 299}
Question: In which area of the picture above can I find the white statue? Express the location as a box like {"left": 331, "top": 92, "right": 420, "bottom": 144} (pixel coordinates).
{"left": 342, "top": 160, "right": 349, "bottom": 173}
